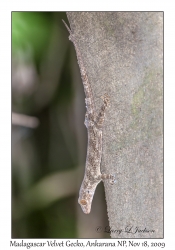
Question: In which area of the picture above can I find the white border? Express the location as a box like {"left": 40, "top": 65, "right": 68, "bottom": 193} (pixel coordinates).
{"left": 1, "top": 1, "right": 175, "bottom": 249}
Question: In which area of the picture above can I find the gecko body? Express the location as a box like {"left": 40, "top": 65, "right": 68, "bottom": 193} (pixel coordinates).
{"left": 63, "top": 20, "right": 116, "bottom": 214}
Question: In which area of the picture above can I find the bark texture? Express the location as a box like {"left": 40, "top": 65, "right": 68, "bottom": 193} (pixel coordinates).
{"left": 67, "top": 12, "right": 163, "bottom": 238}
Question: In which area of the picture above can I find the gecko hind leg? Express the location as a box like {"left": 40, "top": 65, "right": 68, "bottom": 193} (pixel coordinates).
{"left": 95, "top": 94, "right": 110, "bottom": 129}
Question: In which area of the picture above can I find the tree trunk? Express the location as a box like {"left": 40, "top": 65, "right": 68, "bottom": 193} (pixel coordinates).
{"left": 67, "top": 12, "right": 163, "bottom": 238}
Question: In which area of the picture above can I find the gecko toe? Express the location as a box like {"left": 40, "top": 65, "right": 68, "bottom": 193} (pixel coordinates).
{"left": 109, "top": 174, "right": 116, "bottom": 185}
{"left": 110, "top": 179, "right": 116, "bottom": 185}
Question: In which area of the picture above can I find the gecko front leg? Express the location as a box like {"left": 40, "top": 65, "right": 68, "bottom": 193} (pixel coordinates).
{"left": 78, "top": 172, "right": 116, "bottom": 214}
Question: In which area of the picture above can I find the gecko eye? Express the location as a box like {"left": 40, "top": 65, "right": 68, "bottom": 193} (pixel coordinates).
{"left": 80, "top": 199, "right": 87, "bottom": 206}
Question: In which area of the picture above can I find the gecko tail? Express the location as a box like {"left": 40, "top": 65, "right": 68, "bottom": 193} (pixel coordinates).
{"left": 62, "top": 19, "right": 72, "bottom": 34}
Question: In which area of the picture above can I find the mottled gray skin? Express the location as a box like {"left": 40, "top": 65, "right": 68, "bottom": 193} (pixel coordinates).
{"left": 63, "top": 20, "right": 115, "bottom": 214}
{"left": 79, "top": 96, "right": 113, "bottom": 214}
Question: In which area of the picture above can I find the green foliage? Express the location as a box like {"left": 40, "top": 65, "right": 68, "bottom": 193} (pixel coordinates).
{"left": 12, "top": 12, "right": 53, "bottom": 60}
{"left": 12, "top": 12, "right": 78, "bottom": 238}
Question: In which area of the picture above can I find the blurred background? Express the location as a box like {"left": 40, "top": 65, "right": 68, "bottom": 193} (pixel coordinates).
{"left": 12, "top": 12, "right": 109, "bottom": 238}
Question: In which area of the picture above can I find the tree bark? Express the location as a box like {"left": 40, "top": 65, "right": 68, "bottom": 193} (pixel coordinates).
{"left": 67, "top": 12, "right": 163, "bottom": 238}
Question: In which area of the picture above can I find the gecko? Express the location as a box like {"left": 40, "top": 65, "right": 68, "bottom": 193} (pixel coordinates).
{"left": 62, "top": 20, "right": 116, "bottom": 214}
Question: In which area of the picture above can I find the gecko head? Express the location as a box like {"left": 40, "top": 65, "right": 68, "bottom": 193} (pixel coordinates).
{"left": 78, "top": 189, "right": 94, "bottom": 214}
